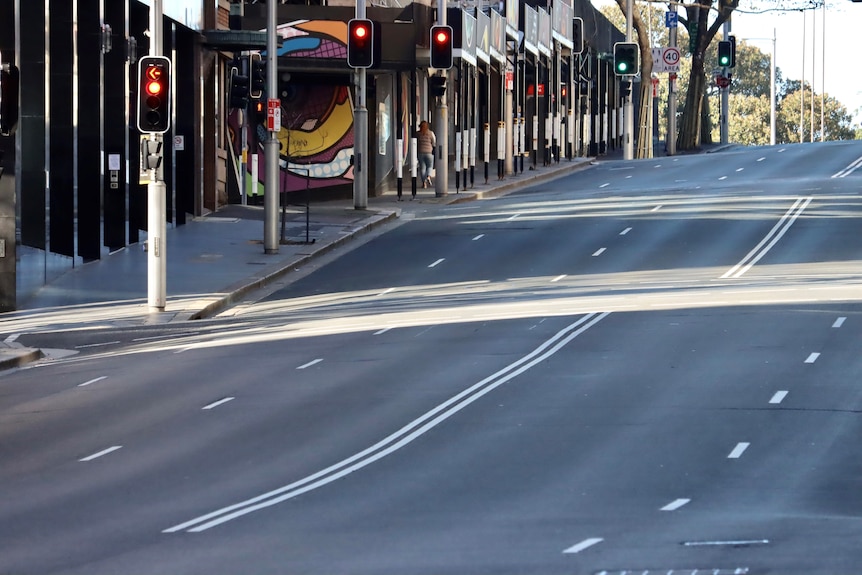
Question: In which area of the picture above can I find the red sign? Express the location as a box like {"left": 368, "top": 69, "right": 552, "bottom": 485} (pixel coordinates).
{"left": 266, "top": 98, "right": 281, "bottom": 132}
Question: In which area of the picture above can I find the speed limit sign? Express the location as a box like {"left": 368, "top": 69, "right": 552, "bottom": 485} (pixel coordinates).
{"left": 662, "top": 47, "right": 680, "bottom": 71}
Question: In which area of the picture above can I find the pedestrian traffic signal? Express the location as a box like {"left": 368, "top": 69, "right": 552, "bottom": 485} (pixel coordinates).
{"left": 430, "top": 25, "right": 453, "bottom": 70}
{"left": 429, "top": 75, "right": 447, "bottom": 97}
{"left": 250, "top": 53, "right": 265, "bottom": 100}
{"left": 348, "top": 18, "right": 375, "bottom": 68}
{"left": 228, "top": 58, "right": 250, "bottom": 110}
{"left": 0, "top": 63, "right": 20, "bottom": 137}
{"left": 137, "top": 56, "right": 171, "bottom": 134}
{"left": 613, "top": 42, "right": 639, "bottom": 76}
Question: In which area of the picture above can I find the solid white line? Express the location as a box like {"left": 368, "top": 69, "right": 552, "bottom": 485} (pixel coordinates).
{"left": 374, "top": 327, "right": 392, "bottom": 335}
{"left": 563, "top": 537, "right": 604, "bottom": 554}
{"left": 132, "top": 332, "right": 200, "bottom": 342}
{"left": 833, "top": 317, "right": 846, "bottom": 328}
{"left": 428, "top": 258, "right": 445, "bottom": 268}
{"left": 79, "top": 446, "right": 122, "bottom": 462}
{"left": 661, "top": 498, "right": 691, "bottom": 511}
{"left": 721, "top": 197, "right": 811, "bottom": 279}
{"left": 728, "top": 442, "right": 750, "bottom": 459}
{"left": 74, "top": 341, "right": 121, "bottom": 349}
{"left": 297, "top": 358, "right": 323, "bottom": 370}
{"left": 619, "top": 227, "right": 632, "bottom": 235}
{"left": 472, "top": 234, "right": 485, "bottom": 241}
{"left": 165, "top": 313, "right": 610, "bottom": 533}
{"left": 832, "top": 155, "right": 862, "bottom": 178}
{"left": 805, "top": 352, "right": 820, "bottom": 364}
{"left": 592, "top": 248, "right": 606, "bottom": 257}
{"left": 202, "top": 397, "right": 235, "bottom": 410}
{"left": 78, "top": 376, "right": 107, "bottom": 388}
{"left": 769, "top": 391, "right": 789, "bottom": 405}
{"left": 684, "top": 539, "right": 769, "bottom": 547}
{"left": 551, "top": 275, "right": 567, "bottom": 283}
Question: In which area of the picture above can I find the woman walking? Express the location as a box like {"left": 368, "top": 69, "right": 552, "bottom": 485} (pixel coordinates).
{"left": 417, "top": 121, "right": 436, "bottom": 189}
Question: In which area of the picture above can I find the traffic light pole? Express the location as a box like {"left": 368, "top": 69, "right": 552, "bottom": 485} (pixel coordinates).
{"left": 353, "top": 1, "right": 369, "bottom": 209}
{"left": 434, "top": 0, "right": 449, "bottom": 198}
{"left": 264, "top": 0, "right": 280, "bottom": 252}
{"left": 667, "top": 3, "right": 678, "bottom": 156}
{"left": 720, "top": 21, "right": 730, "bottom": 146}
{"left": 624, "top": 0, "right": 634, "bottom": 161}
{"left": 148, "top": 0, "right": 166, "bottom": 312}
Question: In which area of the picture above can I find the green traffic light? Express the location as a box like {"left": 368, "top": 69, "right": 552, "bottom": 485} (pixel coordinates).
{"left": 617, "top": 62, "right": 628, "bottom": 73}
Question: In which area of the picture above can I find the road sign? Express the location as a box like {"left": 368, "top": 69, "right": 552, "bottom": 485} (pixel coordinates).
{"left": 651, "top": 47, "right": 681, "bottom": 73}
{"left": 266, "top": 98, "right": 281, "bottom": 132}
{"left": 665, "top": 11, "right": 678, "bottom": 28}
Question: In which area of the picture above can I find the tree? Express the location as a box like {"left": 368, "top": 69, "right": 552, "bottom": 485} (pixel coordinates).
{"left": 777, "top": 86, "right": 856, "bottom": 143}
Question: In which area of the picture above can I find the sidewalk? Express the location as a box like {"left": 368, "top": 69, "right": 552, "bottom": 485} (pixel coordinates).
{"left": 0, "top": 157, "right": 594, "bottom": 368}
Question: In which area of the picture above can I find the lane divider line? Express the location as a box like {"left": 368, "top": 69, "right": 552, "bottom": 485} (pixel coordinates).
{"left": 202, "top": 397, "right": 235, "bottom": 410}
{"left": 78, "top": 376, "right": 107, "bottom": 387}
{"left": 832, "top": 155, "right": 862, "bottom": 178}
{"left": 728, "top": 442, "right": 750, "bottom": 459}
{"left": 296, "top": 358, "right": 323, "bottom": 370}
{"left": 428, "top": 258, "right": 445, "bottom": 268}
{"left": 833, "top": 317, "right": 846, "bottom": 328}
{"left": 79, "top": 446, "right": 122, "bottom": 462}
{"left": 551, "top": 275, "right": 567, "bottom": 283}
{"left": 721, "top": 197, "right": 812, "bottom": 279}
{"left": 563, "top": 537, "right": 604, "bottom": 554}
{"left": 164, "top": 312, "right": 611, "bottom": 533}
{"left": 619, "top": 227, "right": 632, "bottom": 236}
{"left": 661, "top": 498, "right": 691, "bottom": 511}
{"left": 592, "top": 248, "right": 607, "bottom": 257}
{"left": 472, "top": 234, "right": 485, "bottom": 241}
{"left": 769, "top": 391, "right": 788, "bottom": 405}
{"left": 805, "top": 352, "right": 820, "bottom": 364}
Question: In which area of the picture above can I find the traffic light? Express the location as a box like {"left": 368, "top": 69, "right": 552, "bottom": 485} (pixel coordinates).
{"left": 613, "top": 42, "right": 639, "bottom": 76}
{"left": 347, "top": 18, "right": 375, "bottom": 68}
{"left": 253, "top": 98, "right": 266, "bottom": 126}
{"left": 430, "top": 25, "right": 453, "bottom": 70}
{"left": 228, "top": 58, "right": 249, "bottom": 110}
{"left": 137, "top": 56, "right": 171, "bottom": 134}
{"left": 0, "top": 63, "right": 20, "bottom": 137}
{"left": 572, "top": 17, "right": 584, "bottom": 55}
{"left": 429, "top": 75, "right": 447, "bottom": 97}
{"left": 250, "top": 53, "right": 265, "bottom": 100}
{"left": 718, "top": 40, "right": 732, "bottom": 67}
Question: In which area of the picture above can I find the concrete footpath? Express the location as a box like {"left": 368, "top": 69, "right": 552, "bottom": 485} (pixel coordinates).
{"left": 0, "top": 158, "right": 594, "bottom": 368}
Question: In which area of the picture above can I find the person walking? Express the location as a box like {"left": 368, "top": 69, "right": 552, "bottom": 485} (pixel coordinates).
{"left": 417, "top": 120, "right": 436, "bottom": 191}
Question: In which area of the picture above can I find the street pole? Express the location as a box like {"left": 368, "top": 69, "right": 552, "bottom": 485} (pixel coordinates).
{"left": 667, "top": 2, "right": 678, "bottom": 156}
{"left": 720, "top": 21, "right": 730, "bottom": 146}
{"left": 148, "top": 0, "right": 166, "bottom": 312}
{"left": 624, "top": 0, "right": 633, "bottom": 160}
{"left": 263, "top": 0, "right": 279, "bottom": 252}
{"left": 434, "top": 0, "right": 448, "bottom": 197}
{"left": 771, "top": 29, "right": 776, "bottom": 145}
{"left": 354, "top": 0, "right": 369, "bottom": 208}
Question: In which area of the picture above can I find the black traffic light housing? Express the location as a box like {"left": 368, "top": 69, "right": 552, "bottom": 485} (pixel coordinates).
{"left": 250, "top": 53, "right": 265, "bottom": 100}
{"left": 429, "top": 75, "right": 447, "bottom": 97}
{"left": 137, "top": 55, "right": 171, "bottom": 134}
{"left": 430, "top": 25, "right": 454, "bottom": 70}
{"left": 718, "top": 40, "right": 734, "bottom": 67}
{"left": 613, "top": 42, "right": 639, "bottom": 76}
{"left": 348, "top": 18, "right": 380, "bottom": 69}
{"left": 228, "top": 57, "right": 250, "bottom": 110}
{"left": 0, "top": 63, "right": 20, "bottom": 137}
{"left": 572, "top": 17, "right": 584, "bottom": 55}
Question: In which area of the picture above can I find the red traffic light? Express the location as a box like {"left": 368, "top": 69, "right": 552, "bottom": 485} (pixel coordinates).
{"left": 137, "top": 56, "right": 171, "bottom": 134}
{"left": 353, "top": 23, "right": 369, "bottom": 40}
{"left": 347, "top": 18, "right": 377, "bottom": 68}
{"left": 434, "top": 29, "right": 449, "bottom": 45}
{"left": 430, "top": 25, "right": 453, "bottom": 70}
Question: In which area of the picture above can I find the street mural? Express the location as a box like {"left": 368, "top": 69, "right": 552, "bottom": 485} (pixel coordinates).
{"left": 228, "top": 19, "right": 355, "bottom": 198}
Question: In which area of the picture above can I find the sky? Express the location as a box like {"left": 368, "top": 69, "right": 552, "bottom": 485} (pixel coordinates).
{"left": 592, "top": 1, "right": 862, "bottom": 125}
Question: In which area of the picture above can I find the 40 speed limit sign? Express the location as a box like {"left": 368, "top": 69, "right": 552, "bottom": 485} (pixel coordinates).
{"left": 651, "top": 47, "right": 681, "bottom": 73}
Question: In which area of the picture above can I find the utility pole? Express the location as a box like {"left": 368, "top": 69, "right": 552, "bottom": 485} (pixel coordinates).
{"left": 147, "top": 0, "right": 166, "bottom": 311}
{"left": 263, "top": 0, "right": 279, "bottom": 251}
{"left": 434, "top": 0, "right": 448, "bottom": 198}
{"left": 624, "top": 0, "right": 633, "bottom": 160}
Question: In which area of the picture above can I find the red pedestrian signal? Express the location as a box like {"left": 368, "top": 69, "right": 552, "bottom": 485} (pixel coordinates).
{"left": 348, "top": 19, "right": 375, "bottom": 69}
{"left": 430, "top": 25, "right": 453, "bottom": 70}
{"left": 137, "top": 56, "right": 171, "bottom": 134}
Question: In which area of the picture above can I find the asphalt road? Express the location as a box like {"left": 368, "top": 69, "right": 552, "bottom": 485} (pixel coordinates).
{"left": 3, "top": 141, "right": 862, "bottom": 574}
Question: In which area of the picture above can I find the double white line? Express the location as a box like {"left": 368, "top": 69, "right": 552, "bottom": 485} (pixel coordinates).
{"left": 721, "top": 197, "right": 811, "bottom": 279}
{"left": 164, "top": 312, "right": 610, "bottom": 533}
{"left": 832, "top": 156, "right": 862, "bottom": 178}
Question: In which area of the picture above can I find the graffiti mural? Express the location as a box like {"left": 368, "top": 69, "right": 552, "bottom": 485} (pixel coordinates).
{"left": 228, "top": 19, "right": 354, "bottom": 198}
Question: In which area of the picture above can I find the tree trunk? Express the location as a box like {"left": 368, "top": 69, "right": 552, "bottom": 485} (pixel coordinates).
{"left": 678, "top": 55, "right": 706, "bottom": 150}
{"left": 636, "top": 79, "right": 652, "bottom": 159}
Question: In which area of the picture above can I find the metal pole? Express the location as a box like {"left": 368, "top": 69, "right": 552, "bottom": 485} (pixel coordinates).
{"left": 810, "top": 8, "right": 815, "bottom": 143}
{"left": 147, "top": 0, "right": 166, "bottom": 312}
{"left": 263, "top": 0, "right": 279, "bottom": 251}
{"left": 354, "top": 0, "right": 369, "bottom": 207}
{"left": 667, "top": 2, "right": 677, "bottom": 155}
{"left": 820, "top": 2, "right": 825, "bottom": 141}
{"left": 434, "top": 0, "right": 448, "bottom": 198}
{"left": 624, "top": 0, "right": 633, "bottom": 160}
{"left": 771, "top": 28, "right": 776, "bottom": 145}
{"left": 720, "top": 21, "right": 729, "bottom": 146}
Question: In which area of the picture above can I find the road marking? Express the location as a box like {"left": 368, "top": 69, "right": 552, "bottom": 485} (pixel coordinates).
{"left": 374, "top": 327, "right": 392, "bottom": 335}
{"left": 805, "top": 352, "right": 820, "bottom": 364}
{"left": 719, "top": 175, "right": 728, "bottom": 180}
{"left": 779, "top": 148, "right": 786, "bottom": 152}
{"left": 684, "top": 539, "right": 768, "bottom": 547}
{"left": 651, "top": 205, "right": 663, "bottom": 212}
{"left": 551, "top": 275, "right": 567, "bottom": 283}
{"left": 592, "top": 248, "right": 606, "bottom": 257}
{"left": 721, "top": 197, "right": 812, "bottom": 279}
{"left": 728, "top": 442, "right": 750, "bottom": 459}
{"left": 165, "top": 312, "right": 611, "bottom": 533}
{"left": 79, "top": 446, "right": 122, "bottom": 462}
{"left": 832, "top": 155, "right": 862, "bottom": 178}
{"left": 202, "top": 397, "right": 235, "bottom": 410}
{"left": 833, "top": 317, "right": 846, "bottom": 328}
{"left": 377, "top": 287, "right": 395, "bottom": 296}
{"left": 736, "top": 168, "right": 745, "bottom": 172}
{"left": 661, "top": 498, "right": 691, "bottom": 511}
{"left": 132, "top": 332, "right": 200, "bottom": 342}
{"left": 297, "top": 358, "right": 323, "bottom": 370}
{"left": 4, "top": 333, "right": 20, "bottom": 344}
{"left": 428, "top": 258, "right": 445, "bottom": 268}
{"left": 769, "top": 390, "right": 789, "bottom": 404}
{"left": 563, "top": 537, "right": 604, "bottom": 554}
{"left": 757, "top": 157, "right": 766, "bottom": 162}
{"left": 74, "top": 341, "right": 121, "bottom": 349}
{"left": 600, "top": 183, "right": 610, "bottom": 188}
{"left": 472, "top": 234, "right": 484, "bottom": 241}
{"left": 507, "top": 213, "right": 521, "bottom": 221}
{"left": 78, "top": 376, "right": 107, "bottom": 387}
{"left": 620, "top": 227, "right": 632, "bottom": 235}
